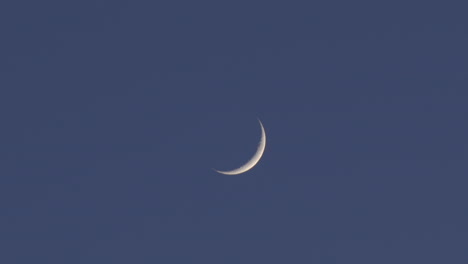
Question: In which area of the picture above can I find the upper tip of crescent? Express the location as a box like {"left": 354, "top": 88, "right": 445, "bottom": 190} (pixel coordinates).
{"left": 256, "top": 117, "right": 264, "bottom": 127}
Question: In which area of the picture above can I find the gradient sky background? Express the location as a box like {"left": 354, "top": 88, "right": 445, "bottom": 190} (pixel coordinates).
{"left": 1, "top": 1, "right": 467, "bottom": 263}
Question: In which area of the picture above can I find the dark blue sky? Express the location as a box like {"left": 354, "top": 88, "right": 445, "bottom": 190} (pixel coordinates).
{"left": 1, "top": 1, "right": 467, "bottom": 263}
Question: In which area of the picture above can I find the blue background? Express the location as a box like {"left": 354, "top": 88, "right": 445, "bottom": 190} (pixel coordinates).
{"left": 1, "top": 0, "right": 467, "bottom": 263}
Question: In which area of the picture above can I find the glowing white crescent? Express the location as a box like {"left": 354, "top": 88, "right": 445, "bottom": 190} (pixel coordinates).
{"left": 214, "top": 119, "right": 266, "bottom": 175}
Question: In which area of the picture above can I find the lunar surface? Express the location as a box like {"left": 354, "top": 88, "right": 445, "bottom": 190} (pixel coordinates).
{"left": 214, "top": 119, "right": 266, "bottom": 175}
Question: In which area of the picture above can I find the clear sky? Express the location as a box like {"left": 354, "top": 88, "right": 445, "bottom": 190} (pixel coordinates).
{"left": 1, "top": 1, "right": 467, "bottom": 263}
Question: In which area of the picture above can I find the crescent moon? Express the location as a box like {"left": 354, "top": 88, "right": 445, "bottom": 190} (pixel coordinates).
{"left": 214, "top": 119, "right": 266, "bottom": 175}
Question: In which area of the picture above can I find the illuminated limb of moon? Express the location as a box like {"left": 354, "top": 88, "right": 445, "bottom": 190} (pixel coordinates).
{"left": 214, "top": 119, "right": 266, "bottom": 175}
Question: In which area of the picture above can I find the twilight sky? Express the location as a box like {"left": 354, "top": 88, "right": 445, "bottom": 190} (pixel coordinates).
{"left": 1, "top": 1, "right": 467, "bottom": 263}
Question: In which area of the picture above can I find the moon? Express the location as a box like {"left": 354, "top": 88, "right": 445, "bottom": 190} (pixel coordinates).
{"left": 213, "top": 119, "right": 266, "bottom": 175}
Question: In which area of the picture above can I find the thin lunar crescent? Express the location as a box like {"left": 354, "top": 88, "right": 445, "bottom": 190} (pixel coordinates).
{"left": 214, "top": 119, "right": 266, "bottom": 175}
